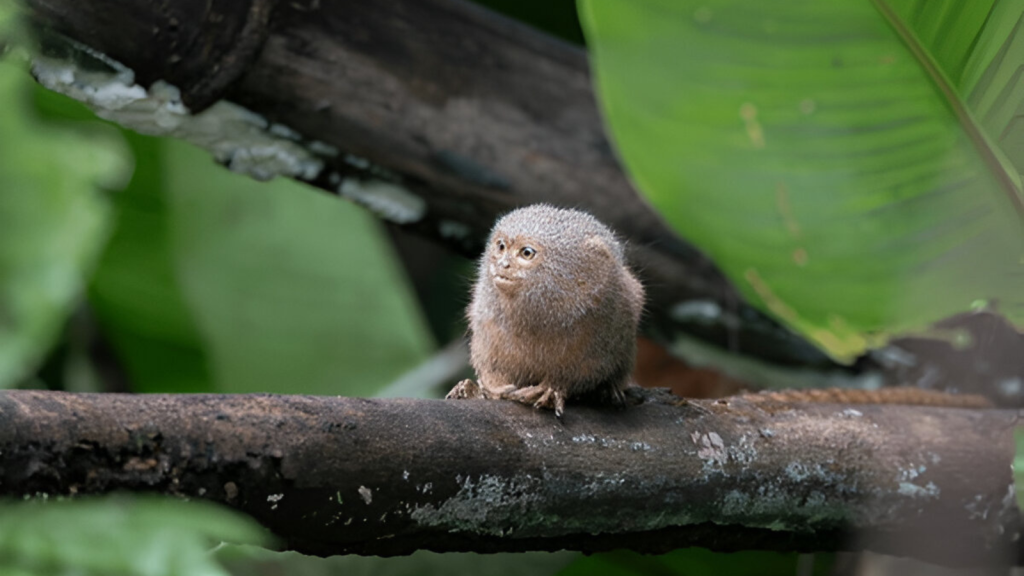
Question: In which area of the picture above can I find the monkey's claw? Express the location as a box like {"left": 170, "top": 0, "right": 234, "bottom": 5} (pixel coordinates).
{"left": 445, "top": 379, "right": 482, "bottom": 400}
{"left": 553, "top": 393, "right": 566, "bottom": 420}
{"left": 606, "top": 387, "right": 628, "bottom": 408}
{"left": 534, "top": 387, "right": 566, "bottom": 420}
{"left": 503, "top": 384, "right": 565, "bottom": 419}
{"left": 533, "top": 387, "right": 554, "bottom": 411}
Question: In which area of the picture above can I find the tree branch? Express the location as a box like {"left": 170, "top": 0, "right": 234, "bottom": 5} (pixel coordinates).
{"left": 24, "top": 0, "right": 832, "bottom": 368}
{"left": 0, "top": 390, "right": 1018, "bottom": 566}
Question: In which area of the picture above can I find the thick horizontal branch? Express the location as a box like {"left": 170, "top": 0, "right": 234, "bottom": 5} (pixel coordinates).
{"left": 0, "top": 390, "right": 1018, "bottom": 566}
{"left": 24, "top": 0, "right": 831, "bottom": 368}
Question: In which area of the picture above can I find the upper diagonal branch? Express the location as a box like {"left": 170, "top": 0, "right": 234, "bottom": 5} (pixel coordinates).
{"left": 0, "top": 390, "right": 1018, "bottom": 566}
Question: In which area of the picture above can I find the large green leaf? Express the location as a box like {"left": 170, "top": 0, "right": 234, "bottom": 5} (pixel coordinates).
{"left": 580, "top": 0, "right": 1024, "bottom": 361}
{"left": 0, "top": 41, "right": 128, "bottom": 386}
{"left": 91, "top": 138, "right": 435, "bottom": 395}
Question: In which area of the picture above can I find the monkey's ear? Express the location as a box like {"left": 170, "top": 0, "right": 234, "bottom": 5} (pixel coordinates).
{"left": 584, "top": 235, "right": 616, "bottom": 263}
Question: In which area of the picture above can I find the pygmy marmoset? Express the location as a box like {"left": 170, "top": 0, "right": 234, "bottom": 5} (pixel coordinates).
{"left": 446, "top": 204, "right": 645, "bottom": 418}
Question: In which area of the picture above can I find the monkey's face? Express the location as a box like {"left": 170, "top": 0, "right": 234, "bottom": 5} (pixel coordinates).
{"left": 487, "top": 235, "right": 541, "bottom": 294}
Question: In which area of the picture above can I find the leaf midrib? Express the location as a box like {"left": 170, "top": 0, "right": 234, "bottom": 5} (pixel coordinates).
{"left": 872, "top": 0, "right": 1024, "bottom": 223}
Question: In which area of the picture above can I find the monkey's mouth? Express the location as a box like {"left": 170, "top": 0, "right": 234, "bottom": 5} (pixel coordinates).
{"left": 492, "top": 274, "right": 518, "bottom": 288}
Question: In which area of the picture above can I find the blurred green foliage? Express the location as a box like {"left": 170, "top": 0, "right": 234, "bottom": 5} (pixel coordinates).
{"left": 23, "top": 81, "right": 436, "bottom": 396}
{"left": 217, "top": 545, "right": 831, "bottom": 576}
{"left": 0, "top": 48, "right": 127, "bottom": 389}
{"left": 0, "top": 496, "right": 268, "bottom": 576}
{"left": 559, "top": 549, "right": 833, "bottom": 576}
{"left": 217, "top": 546, "right": 577, "bottom": 576}
{"left": 87, "top": 134, "right": 435, "bottom": 395}
{"left": 581, "top": 0, "right": 1024, "bottom": 362}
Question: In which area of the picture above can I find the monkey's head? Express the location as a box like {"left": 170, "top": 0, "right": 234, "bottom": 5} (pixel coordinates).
{"left": 481, "top": 205, "right": 625, "bottom": 305}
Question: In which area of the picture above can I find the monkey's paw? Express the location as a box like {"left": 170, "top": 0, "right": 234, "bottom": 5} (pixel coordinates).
{"left": 445, "top": 379, "right": 482, "bottom": 400}
{"left": 504, "top": 384, "right": 566, "bottom": 420}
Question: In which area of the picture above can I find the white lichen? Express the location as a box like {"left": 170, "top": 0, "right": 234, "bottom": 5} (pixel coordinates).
{"left": 338, "top": 178, "right": 427, "bottom": 224}
{"left": 32, "top": 55, "right": 326, "bottom": 182}
{"left": 727, "top": 434, "right": 757, "bottom": 464}
{"left": 783, "top": 461, "right": 845, "bottom": 485}
{"left": 692, "top": 431, "right": 727, "bottom": 467}
{"left": 896, "top": 464, "right": 926, "bottom": 482}
{"left": 964, "top": 494, "right": 990, "bottom": 520}
{"left": 409, "top": 474, "right": 542, "bottom": 535}
{"left": 785, "top": 462, "right": 812, "bottom": 482}
{"left": 719, "top": 483, "right": 850, "bottom": 530}
{"left": 308, "top": 140, "right": 339, "bottom": 157}
{"left": 268, "top": 122, "right": 301, "bottom": 141}
{"left": 569, "top": 434, "right": 654, "bottom": 452}
{"left": 998, "top": 377, "right": 1022, "bottom": 396}
{"left": 898, "top": 481, "right": 939, "bottom": 498}
{"left": 439, "top": 219, "right": 471, "bottom": 240}
{"left": 670, "top": 300, "right": 725, "bottom": 324}
{"left": 580, "top": 473, "right": 627, "bottom": 497}
{"left": 358, "top": 485, "right": 373, "bottom": 505}
{"left": 343, "top": 153, "right": 371, "bottom": 170}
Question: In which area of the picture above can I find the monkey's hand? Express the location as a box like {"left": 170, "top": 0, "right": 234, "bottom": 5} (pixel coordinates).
{"left": 445, "top": 379, "right": 483, "bottom": 400}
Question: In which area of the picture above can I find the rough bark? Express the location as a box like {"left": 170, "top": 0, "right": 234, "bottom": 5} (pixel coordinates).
{"left": 24, "top": 0, "right": 831, "bottom": 368}
{"left": 0, "top": 390, "right": 1018, "bottom": 566}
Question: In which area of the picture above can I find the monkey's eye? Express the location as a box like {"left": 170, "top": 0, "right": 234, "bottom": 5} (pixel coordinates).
{"left": 519, "top": 246, "right": 537, "bottom": 260}
{"left": 496, "top": 240, "right": 506, "bottom": 252}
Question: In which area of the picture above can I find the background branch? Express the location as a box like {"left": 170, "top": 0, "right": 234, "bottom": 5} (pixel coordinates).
{"left": 0, "top": 390, "right": 1018, "bottom": 566}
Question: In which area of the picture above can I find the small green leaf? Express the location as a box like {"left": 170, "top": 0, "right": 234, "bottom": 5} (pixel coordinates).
{"left": 0, "top": 496, "right": 269, "bottom": 576}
